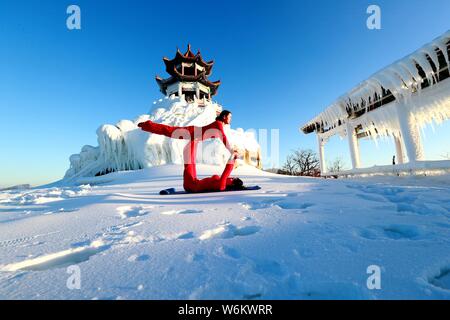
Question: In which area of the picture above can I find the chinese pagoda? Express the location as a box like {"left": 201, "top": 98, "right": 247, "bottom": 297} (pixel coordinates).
{"left": 155, "top": 45, "right": 221, "bottom": 103}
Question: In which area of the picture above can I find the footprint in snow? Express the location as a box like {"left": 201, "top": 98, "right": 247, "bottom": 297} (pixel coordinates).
{"left": 0, "top": 218, "right": 150, "bottom": 273}
{"left": 252, "top": 259, "right": 285, "bottom": 277}
{"left": 275, "top": 200, "right": 314, "bottom": 210}
{"left": 215, "top": 245, "right": 242, "bottom": 259}
{"left": 161, "top": 231, "right": 195, "bottom": 240}
{"left": 185, "top": 252, "right": 204, "bottom": 263}
{"left": 127, "top": 254, "right": 150, "bottom": 262}
{"left": 298, "top": 282, "right": 371, "bottom": 300}
{"left": 381, "top": 224, "right": 423, "bottom": 240}
{"left": 108, "top": 221, "right": 143, "bottom": 233}
{"left": 428, "top": 265, "right": 450, "bottom": 291}
{"left": 199, "top": 224, "right": 260, "bottom": 240}
{"left": 395, "top": 202, "right": 438, "bottom": 216}
{"left": 355, "top": 193, "right": 386, "bottom": 202}
{"left": 240, "top": 199, "right": 281, "bottom": 210}
{"left": 0, "top": 239, "right": 109, "bottom": 272}
{"left": 161, "top": 209, "right": 203, "bottom": 215}
{"left": 241, "top": 197, "right": 314, "bottom": 211}
{"left": 43, "top": 208, "right": 80, "bottom": 215}
{"left": 357, "top": 224, "right": 424, "bottom": 241}
{"left": 116, "top": 206, "right": 152, "bottom": 219}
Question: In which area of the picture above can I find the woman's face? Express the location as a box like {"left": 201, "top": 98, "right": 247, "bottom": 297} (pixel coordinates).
{"left": 223, "top": 113, "right": 232, "bottom": 125}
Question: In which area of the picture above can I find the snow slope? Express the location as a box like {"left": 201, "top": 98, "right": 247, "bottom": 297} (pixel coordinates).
{"left": 0, "top": 166, "right": 450, "bottom": 299}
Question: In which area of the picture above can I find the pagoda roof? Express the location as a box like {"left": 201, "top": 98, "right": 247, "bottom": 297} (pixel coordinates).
{"left": 156, "top": 44, "right": 221, "bottom": 96}
{"left": 162, "top": 44, "right": 215, "bottom": 76}
{"left": 155, "top": 73, "right": 221, "bottom": 96}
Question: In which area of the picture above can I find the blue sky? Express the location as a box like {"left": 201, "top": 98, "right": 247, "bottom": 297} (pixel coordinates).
{"left": 0, "top": 0, "right": 449, "bottom": 187}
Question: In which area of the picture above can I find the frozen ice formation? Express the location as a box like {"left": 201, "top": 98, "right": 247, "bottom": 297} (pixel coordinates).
{"left": 65, "top": 96, "right": 260, "bottom": 179}
{"left": 302, "top": 30, "right": 450, "bottom": 140}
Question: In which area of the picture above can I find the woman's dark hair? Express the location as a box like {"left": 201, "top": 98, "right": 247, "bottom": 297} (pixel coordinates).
{"left": 227, "top": 178, "right": 244, "bottom": 191}
{"left": 216, "top": 110, "right": 232, "bottom": 122}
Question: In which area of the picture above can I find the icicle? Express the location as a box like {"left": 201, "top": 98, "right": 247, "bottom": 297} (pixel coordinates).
{"left": 421, "top": 47, "right": 440, "bottom": 72}
{"left": 435, "top": 42, "right": 449, "bottom": 69}
{"left": 414, "top": 52, "right": 436, "bottom": 84}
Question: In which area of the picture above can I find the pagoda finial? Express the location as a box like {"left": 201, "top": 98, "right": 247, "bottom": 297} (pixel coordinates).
{"left": 186, "top": 43, "right": 191, "bottom": 56}
{"left": 184, "top": 43, "right": 196, "bottom": 57}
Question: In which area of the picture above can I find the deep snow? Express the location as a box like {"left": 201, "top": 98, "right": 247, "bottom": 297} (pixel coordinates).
{"left": 0, "top": 166, "right": 450, "bottom": 299}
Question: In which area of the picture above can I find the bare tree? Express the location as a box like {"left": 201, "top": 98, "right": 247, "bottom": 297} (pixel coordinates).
{"left": 280, "top": 149, "right": 321, "bottom": 177}
{"left": 327, "top": 157, "right": 347, "bottom": 173}
{"left": 292, "top": 149, "right": 320, "bottom": 176}
{"left": 282, "top": 154, "right": 298, "bottom": 176}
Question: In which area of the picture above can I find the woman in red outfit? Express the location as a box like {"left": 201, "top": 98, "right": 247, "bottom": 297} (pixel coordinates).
{"left": 138, "top": 110, "right": 244, "bottom": 193}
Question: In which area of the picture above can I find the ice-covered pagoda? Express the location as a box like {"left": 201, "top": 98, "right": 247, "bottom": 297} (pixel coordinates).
{"left": 301, "top": 31, "right": 450, "bottom": 176}
{"left": 156, "top": 44, "right": 221, "bottom": 104}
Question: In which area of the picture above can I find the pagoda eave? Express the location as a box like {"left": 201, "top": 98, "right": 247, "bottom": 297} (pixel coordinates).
{"left": 155, "top": 76, "right": 220, "bottom": 96}
{"left": 162, "top": 46, "right": 215, "bottom": 76}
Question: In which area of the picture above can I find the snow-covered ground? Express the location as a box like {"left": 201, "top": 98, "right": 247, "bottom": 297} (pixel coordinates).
{"left": 0, "top": 166, "right": 450, "bottom": 300}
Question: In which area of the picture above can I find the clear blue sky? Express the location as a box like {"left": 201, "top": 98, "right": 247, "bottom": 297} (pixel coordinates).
{"left": 1, "top": 0, "right": 449, "bottom": 187}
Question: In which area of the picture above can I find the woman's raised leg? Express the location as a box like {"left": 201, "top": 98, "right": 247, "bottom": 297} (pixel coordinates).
{"left": 183, "top": 140, "right": 198, "bottom": 192}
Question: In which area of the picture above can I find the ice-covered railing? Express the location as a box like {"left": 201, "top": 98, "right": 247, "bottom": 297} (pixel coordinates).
{"left": 64, "top": 96, "right": 261, "bottom": 179}
{"left": 302, "top": 30, "right": 450, "bottom": 136}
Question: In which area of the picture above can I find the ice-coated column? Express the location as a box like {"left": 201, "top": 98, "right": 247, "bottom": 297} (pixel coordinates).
{"left": 397, "top": 103, "right": 424, "bottom": 163}
{"left": 317, "top": 134, "right": 326, "bottom": 175}
{"left": 346, "top": 122, "right": 361, "bottom": 169}
{"left": 196, "top": 85, "right": 200, "bottom": 99}
{"left": 394, "top": 135, "right": 404, "bottom": 164}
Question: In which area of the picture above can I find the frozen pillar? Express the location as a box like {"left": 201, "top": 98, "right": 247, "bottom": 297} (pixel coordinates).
{"left": 346, "top": 122, "right": 361, "bottom": 169}
{"left": 196, "top": 86, "right": 200, "bottom": 99}
{"left": 317, "top": 134, "right": 326, "bottom": 175}
{"left": 397, "top": 104, "right": 424, "bottom": 163}
{"left": 394, "top": 136, "right": 404, "bottom": 164}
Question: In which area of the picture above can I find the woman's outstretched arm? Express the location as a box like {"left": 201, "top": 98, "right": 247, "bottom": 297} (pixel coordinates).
{"left": 138, "top": 120, "right": 193, "bottom": 140}
{"left": 138, "top": 119, "right": 233, "bottom": 151}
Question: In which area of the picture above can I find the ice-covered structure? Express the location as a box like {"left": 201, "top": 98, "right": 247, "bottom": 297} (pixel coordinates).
{"left": 65, "top": 46, "right": 261, "bottom": 180}
{"left": 301, "top": 30, "right": 450, "bottom": 176}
